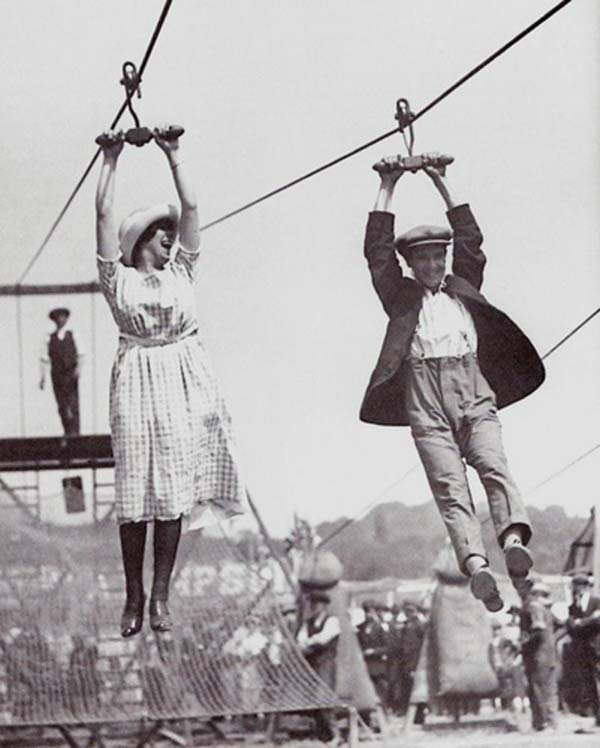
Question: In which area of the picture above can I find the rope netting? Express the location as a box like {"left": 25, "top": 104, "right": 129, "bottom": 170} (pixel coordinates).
{"left": 0, "top": 514, "right": 340, "bottom": 729}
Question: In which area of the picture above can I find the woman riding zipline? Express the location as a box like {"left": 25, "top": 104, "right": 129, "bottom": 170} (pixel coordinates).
{"left": 95, "top": 126, "right": 245, "bottom": 637}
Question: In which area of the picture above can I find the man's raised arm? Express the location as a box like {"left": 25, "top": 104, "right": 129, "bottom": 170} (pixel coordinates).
{"left": 423, "top": 153, "right": 486, "bottom": 291}
{"left": 364, "top": 157, "right": 405, "bottom": 315}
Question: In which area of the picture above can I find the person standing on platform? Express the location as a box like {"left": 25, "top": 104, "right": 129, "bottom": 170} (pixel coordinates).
{"left": 39, "top": 307, "right": 83, "bottom": 435}
{"left": 520, "top": 581, "right": 558, "bottom": 731}
{"left": 95, "top": 127, "right": 245, "bottom": 637}
{"left": 297, "top": 589, "right": 340, "bottom": 743}
{"left": 360, "top": 154, "right": 545, "bottom": 612}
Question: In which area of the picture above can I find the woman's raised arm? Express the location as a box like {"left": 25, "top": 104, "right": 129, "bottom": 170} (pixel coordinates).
{"left": 154, "top": 127, "right": 199, "bottom": 253}
{"left": 95, "top": 132, "right": 124, "bottom": 259}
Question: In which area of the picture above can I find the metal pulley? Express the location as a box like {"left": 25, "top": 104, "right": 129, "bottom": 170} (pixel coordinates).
{"left": 95, "top": 61, "right": 185, "bottom": 148}
{"left": 372, "top": 96, "right": 454, "bottom": 175}
{"left": 373, "top": 153, "right": 454, "bottom": 175}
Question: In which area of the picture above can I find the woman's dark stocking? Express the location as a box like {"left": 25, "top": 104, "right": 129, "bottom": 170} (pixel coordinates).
{"left": 150, "top": 517, "right": 182, "bottom": 631}
{"left": 119, "top": 520, "right": 148, "bottom": 637}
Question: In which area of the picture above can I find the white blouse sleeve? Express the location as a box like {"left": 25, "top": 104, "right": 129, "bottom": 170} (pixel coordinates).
{"left": 173, "top": 244, "right": 201, "bottom": 283}
{"left": 97, "top": 253, "right": 123, "bottom": 299}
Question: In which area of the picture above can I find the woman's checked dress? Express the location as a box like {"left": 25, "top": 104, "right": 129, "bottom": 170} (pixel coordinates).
{"left": 97, "top": 245, "right": 245, "bottom": 525}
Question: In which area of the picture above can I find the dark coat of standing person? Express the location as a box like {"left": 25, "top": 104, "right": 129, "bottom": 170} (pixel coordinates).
{"left": 361, "top": 153, "right": 545, "bottom": 612}
{"left": 95, "top": 127, "right": 245, "bottom": 637}
{"left": 385, "top": 603, "right": 404, "bottom": 713}
{"left": 39, "top": 307, "right": 82, "bottom": 435}
{"left": 395, "top": 600, "right": 426, "bottom": 716}
{"left": 567, "top": 574, "right": 600, "bottom": 725}
{"left": 357, "top": 600, "right": 388, "bottom": 706}
{"left": 520, "top": 582, "right": 558, "bottom": 731}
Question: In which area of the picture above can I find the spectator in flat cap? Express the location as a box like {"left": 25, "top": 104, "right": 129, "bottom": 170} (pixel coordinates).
{"left": 361, "top": 152, "right": 545, "bottom": 614}
{"left": 39, "top": 307, "right": 83, "bottom": 435}
{"left": 566, "top": 574, "right": 600, "bottom": 725}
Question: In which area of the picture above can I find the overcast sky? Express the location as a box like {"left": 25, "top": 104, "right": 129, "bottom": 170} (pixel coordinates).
{"left": 0, "top": 0, "right": 598, "bottom": 536}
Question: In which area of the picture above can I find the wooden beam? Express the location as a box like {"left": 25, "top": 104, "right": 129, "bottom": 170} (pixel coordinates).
{"left": 0, "top": 282, "right": 101, "bottom": 297}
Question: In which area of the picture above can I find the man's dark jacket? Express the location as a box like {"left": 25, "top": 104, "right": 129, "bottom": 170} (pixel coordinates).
{"left": 360, "top": 204, "right": 545, "bottom": 426}
{"left": 568, "top": 594, "right": 600, "bottom": 659}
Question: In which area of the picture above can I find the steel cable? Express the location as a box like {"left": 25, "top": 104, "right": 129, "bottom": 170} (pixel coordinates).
{"left": 199, "top": 0, "right": 573, "bottom": 232}
{"left": 17, "top": 0, "right": 175, "bottom": 284}
{"left": 18, "top": 0, "right": 572, "bottom": 278}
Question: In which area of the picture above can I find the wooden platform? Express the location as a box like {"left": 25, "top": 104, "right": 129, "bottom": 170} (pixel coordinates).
{"left": 0, "top": 435, "right": 114, "bottom": 471}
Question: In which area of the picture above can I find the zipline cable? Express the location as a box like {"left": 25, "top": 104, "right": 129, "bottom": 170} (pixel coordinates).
{"left": 321, "top": 440, "right": 600, "bottom": 549}
{"left": 319, "top": 304, "right": 600, "bottom": 548}
{"left": 17, "top": 0, "right": 573, "bottom": 283}
{"left": 17, "top": 0, "right": 175, "bottom": 285}
{"left": 317, "top": 465, "right": 419, "bottom": 549}
{"left": 527, "top": 442, "right": 600, "bottom": 496}
{"left": 542, "top": 305, "right": 600, "bottom": 360}
{"left": 199, "top": 0, "right": 573, "bottom": 232}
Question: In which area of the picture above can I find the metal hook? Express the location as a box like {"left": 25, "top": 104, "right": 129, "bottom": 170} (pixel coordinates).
{"left": 395, "top": 98, "right": 415, "bottom": 156}
{"left": 120, "top": 61, "right": 143, "bottom": 129}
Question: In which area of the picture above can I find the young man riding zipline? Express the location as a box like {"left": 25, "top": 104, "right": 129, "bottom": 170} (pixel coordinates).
{"left": 360, "top": 153, "right": 545, "bottom": 611}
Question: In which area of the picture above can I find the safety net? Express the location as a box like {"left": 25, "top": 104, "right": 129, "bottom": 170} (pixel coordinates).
{"left": 0, "top": 511, "right": 340, "bottom": 729}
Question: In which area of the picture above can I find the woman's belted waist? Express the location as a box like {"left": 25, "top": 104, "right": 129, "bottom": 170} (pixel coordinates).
{"left": 119, "top": 327, "right": 198, "bottom": 348}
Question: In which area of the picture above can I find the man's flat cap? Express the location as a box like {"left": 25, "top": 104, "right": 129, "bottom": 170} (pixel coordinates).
{"left": 307, "top": 589, "right": 331, "bottom": 604}
{"left": 571, "top": 573, "right": 592, "bottom": 586}
{"left": 395, "top": 224, "right": 452, "bottom": 258}
{"left": 49, "top": 307, "right": 70, "bottom": 322}
{"left": 530, "top": 582, "right": 551, "bottom": 596}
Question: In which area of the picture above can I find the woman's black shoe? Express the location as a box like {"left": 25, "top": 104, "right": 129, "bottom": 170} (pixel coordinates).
{"left": 149, "top": 599, "right": 172, "bottom": 632}
{"left": 120, "top": 596, "right": 146, "bottom": 638}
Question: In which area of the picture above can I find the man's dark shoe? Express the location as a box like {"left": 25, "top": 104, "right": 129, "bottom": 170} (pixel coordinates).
{"left": 470, "top": 567, "right": 503, "bottom": 612}
{"left": 504, "top": 542, "right": 533, "bottom": 577}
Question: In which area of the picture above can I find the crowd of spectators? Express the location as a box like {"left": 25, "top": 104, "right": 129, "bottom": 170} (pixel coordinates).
{"left": 1, "top": 573, "right": 598, "bottom": 740}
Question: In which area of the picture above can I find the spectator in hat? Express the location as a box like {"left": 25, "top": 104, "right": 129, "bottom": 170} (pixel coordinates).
{"left": 520, "top": 581, "right": 558, "bottom": 731}
{"left": 357, "top": 599, "right": 388, "bottom": 707}
{"left": 360, "top": 153, "right": 545, "bottom": 612}
{"left": 396, "top": 599, "right": 426, "bottom": 717}
{"left": 297, "top": 589, "right": 340, "bottom": 743}
{"left": 95, "top": 127, "right": 245, "bottom": 637}
{"left": 566, "top": 573, "right": 600, "bottom": 725}
{"left": 386, "top": 603, "right": 405, "bottom": 713}
{"left": 39, "top": 307, "right": 83, "bottom": 435}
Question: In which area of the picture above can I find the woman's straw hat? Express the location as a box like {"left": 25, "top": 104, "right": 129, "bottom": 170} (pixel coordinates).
{"left": 118, "top": 203, "right": 179, "bottom": 266}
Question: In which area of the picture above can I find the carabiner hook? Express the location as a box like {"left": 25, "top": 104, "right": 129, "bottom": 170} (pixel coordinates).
{"left": 120, "top": 61, "right": 143, "bottom": 129}
{"left": 121, "top": 62, "right": 141, "bottom": 98}
{"left": 395, "top": 98, "right": 415, "bottom": 156}
{"left": 118, "top": 61, "right": 153, "bottom": 146}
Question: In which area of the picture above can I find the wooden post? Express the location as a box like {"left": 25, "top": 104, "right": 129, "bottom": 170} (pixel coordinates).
{"left": 90, "top": 291, "right": 98, "bottom": 433}
{"left": 16, "top": 293, "right": 25, "bottom": 436}
{"left": 246, "top": 490, "right": 297, "bottom": 594}
{"left": 403, "top": 704, "right": 417, "bottom": 735}
{"left": 375, "top": 705, "right": 389, "bottom": 747}
{"left": 594, "top": 506, "right": 600, "bottom": 596}
{"left": 347, "top": 707, "right": 359, "bottom": 748}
